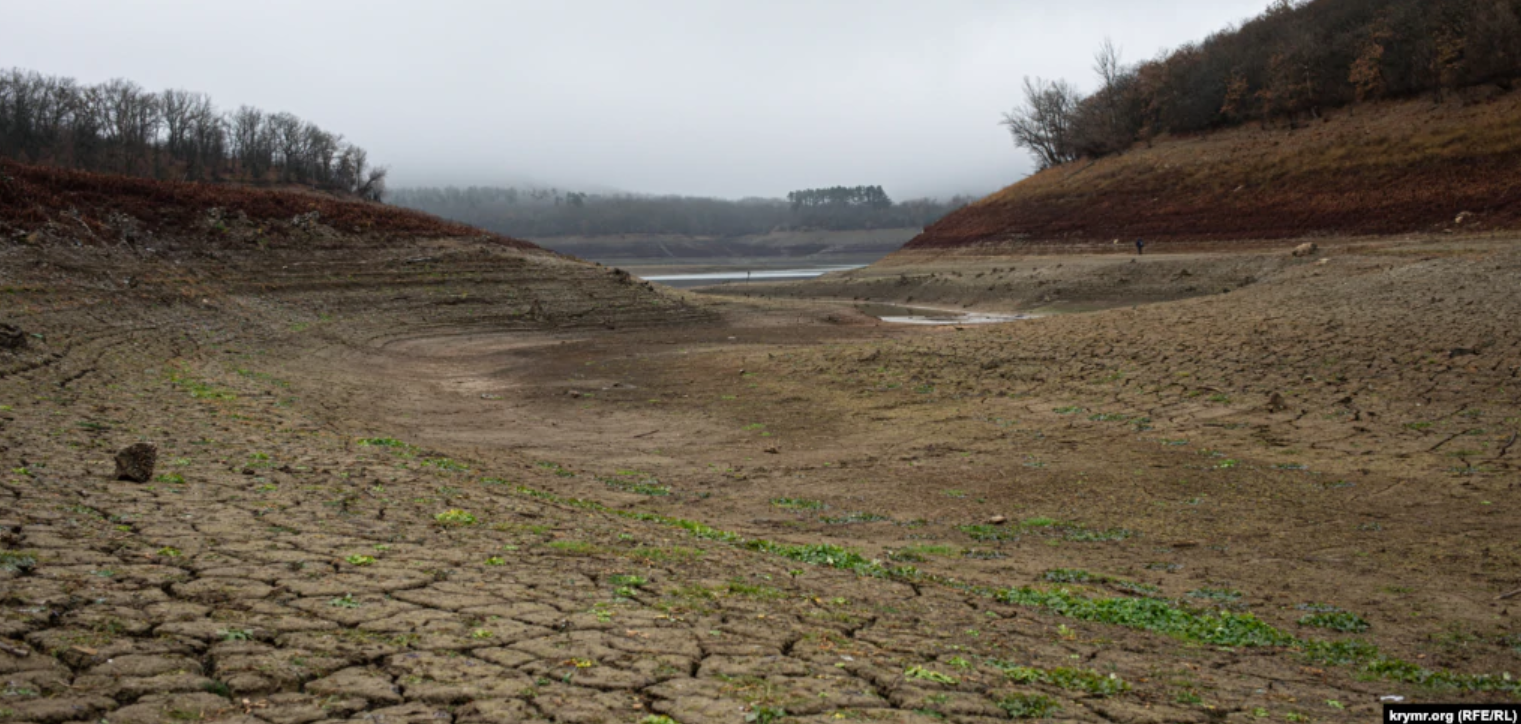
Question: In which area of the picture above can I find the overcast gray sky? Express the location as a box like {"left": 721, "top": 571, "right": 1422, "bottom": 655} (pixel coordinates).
{"left": 5, "top": 0, "right": 1270, "bottom": 200}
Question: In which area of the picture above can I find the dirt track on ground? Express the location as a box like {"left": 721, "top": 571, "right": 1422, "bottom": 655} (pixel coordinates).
{"left": 2, "top": 217, "right": 1519, "bottom": 723}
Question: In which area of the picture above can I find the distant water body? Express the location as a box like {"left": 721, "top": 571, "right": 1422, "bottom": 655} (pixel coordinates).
{"left": 639, "top": 265, "right": 865, "bottom": 288}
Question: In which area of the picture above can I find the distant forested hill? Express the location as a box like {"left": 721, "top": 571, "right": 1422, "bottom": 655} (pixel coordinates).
{"left": 388, "top": 185, "right": 973, "bottom": 238}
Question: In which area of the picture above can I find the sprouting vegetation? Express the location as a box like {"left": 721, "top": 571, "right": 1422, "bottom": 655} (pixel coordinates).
{"left": 771, "top": 497, "right": 826, "bottom": 510}
{"left": 998, "top": 693, "right": 1060, "bottom": 719}
{"left": 990, "top": 661, "right": 1130, "bottom": 696}
{"left": 434, "top": 509, "right": 478, "bottom": 527}
{"left": 603, "top": 476, "right": 671, "bottom": 496}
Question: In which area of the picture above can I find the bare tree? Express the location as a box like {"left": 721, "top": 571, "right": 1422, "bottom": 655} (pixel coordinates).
{"left": 1093, "top": 38, "right": 1124, "bottom": 131}
{"left": 1000, "top": 77, "right": 1082, "bottom": 170}
{"left": 357, "top": 165, "right": 388, "bottom": 202}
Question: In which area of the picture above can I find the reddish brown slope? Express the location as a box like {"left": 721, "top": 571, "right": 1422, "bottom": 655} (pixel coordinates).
{"left": 0, "top": 160, "right": 540, "bottom": 251}
{"left": 906, "top": 91, "right": 1521, "bottom": 254}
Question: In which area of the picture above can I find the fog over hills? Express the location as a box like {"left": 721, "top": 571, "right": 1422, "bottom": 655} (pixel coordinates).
{"left": 4, "top": 0, "right": 1271, "bottom": 200}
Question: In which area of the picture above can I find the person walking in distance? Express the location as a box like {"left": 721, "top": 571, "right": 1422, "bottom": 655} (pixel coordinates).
{"left": 1135, "top": 238, "right": 1146, "bottom": 256}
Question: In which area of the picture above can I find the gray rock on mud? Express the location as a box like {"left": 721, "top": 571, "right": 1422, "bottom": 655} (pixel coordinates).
{"left": 114, "top": 443, "right": 157, "bottom": 483}
{"left": 1266, "top": 392, "right": 1288, "bottom": 413}
{"left": 0, "top": 323, "right": 26, "bottom": 351}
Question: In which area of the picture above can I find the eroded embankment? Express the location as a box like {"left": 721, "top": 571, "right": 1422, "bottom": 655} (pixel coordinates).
{"left": 901, "top": 92, "right": 1521, "bottom": 255}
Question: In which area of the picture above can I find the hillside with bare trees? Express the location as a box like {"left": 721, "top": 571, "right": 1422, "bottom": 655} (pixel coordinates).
{"left": 900, "top": 0, "right": 1521, "bottom": 255}
{"left": 903, "top": 90, "right": 1521, "bottom": 255}
{"left": 1000, "top": 0, "right": 1521, "bottom": 168}
{"left": 0, "top": 68, "right": 387, "bottom": 199}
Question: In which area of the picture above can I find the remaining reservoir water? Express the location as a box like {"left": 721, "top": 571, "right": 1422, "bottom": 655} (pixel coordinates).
{"left": 855, "top": 303, "right": 1033, "bottom": 325}
{"left": 639, "top": 265, "right": 865, "bottom": 288}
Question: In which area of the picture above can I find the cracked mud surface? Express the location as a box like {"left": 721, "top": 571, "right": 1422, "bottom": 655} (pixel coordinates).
{"left": 1, "top": 233, "right": 1519, "bottom": 724}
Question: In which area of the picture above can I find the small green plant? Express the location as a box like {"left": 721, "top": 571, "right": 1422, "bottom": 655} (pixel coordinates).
{"left": 329, "top": 594, "right": 361, "bottom": 608}
{"left": 726, "top": 581, "right": 785, "bottom": 599}
{"left": 771, "top": 497, "right": 825, "bottom": 510}
{"left": 995, "top": 587, "right": 1291, "bottom": 648}
{"left": 218, "top": 628, "right": 253, "bottom": 641}
{"left": 959, "top": 524, "right": 1020, "bottom": 541}
{"left": 1043, "top": 568, "right": 1097, "bottom": 583}
{"left": 998, "top": 693, "right": 1060, "bottom": 719}
{"left": 345, "top": 554, "right": 376, "bottom": 566}
{"left": 358, "top": 437, "right": 407, "bottom": 448}
{"left": 890, "top": 544, "right": 958, "bottom": 562}
{"left": 745, "top": 706, "right": 787, "bottom": 723}
{"left": 423, "top": 457, "right": 469, "bottom": 472}
{"left": 1187, "top": 587, "right": 1244, "bottom": 602}
{"left": 1062, "top": 527, "right": 1134, "bottom": 542}
{"left": 604, "top": 477, "right": 671, "bottom": 495}
{"left": 434, "top": 509, "right": 478, "bottom": 527}
{"left": 632, "top": 546, "right": 703, "bottom": 562}
{"left": 904, "top": 665, "right": 958, "bottom": 685}
{"left": 993, "top": 662, "right": 1130, "bottom": 695}
{"left": 485, "top": 556, "right": 506, "bottom": 566}
{"left": 1298, "top": 610, "right": 1370, "bottom": 633}
{"left": 640, "top": 717, "right": 678, "bottom": 724}
{"left": 157, "top": 546, "right": 183, "bottom": 557}
{"left": 471, "top": 628, "right": 494, "bottom": 639}
{"left": 154, "top": 473, "right": 186, "bottom": 484}
{"left": 1053, "top": 406, "right": 1083, "bottom": 414}
{"left": 819, "top": 511, "right": 890, "bottom": 525}
{"left": 536, "top": 461, "right": 576, "bottom": 477}
{"left": 0, "top": 551, "right": 37, "bottom": 573}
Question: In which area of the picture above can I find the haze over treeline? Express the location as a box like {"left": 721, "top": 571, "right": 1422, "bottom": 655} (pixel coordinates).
{"left": 4, "top": 0, "right": 1281, "bottom": 200}
{"left": 0, "top": 68, "right": 388, "bottom": 199}
{"left": 388, "top": 185, "right": 974, "bottom": 238}
{"left": 1001, "top": 0, "right": 1521, "bottom": 168}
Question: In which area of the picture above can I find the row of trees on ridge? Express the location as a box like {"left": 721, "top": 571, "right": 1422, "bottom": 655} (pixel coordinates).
{"left": 389, "top": 185, "right": 973, "bottom": 238}
{"left": 0, "top": 68, "right": 387, "bottom": 199}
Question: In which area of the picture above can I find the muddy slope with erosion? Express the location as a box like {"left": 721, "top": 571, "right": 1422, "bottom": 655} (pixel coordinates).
{"left": 901, "top": 91, "right": 1521, "bottom": 255}
{"left": 0, "top": 164, "right": 1517, "bottom": 724}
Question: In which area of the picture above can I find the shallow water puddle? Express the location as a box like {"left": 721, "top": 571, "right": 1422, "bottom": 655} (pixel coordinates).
{"left": 855, "top": 303, "right": 1033, "bottom": 325}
